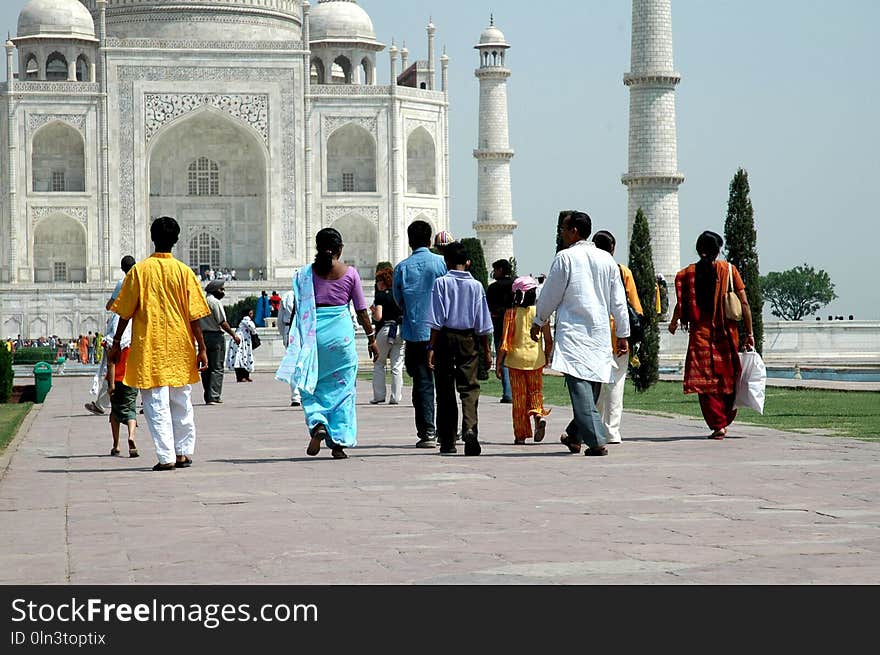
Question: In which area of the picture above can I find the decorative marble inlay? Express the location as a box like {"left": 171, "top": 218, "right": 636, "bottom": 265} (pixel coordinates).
{"left": 105, "top": 38, "right": 303, "bottom": 51}
{"left": 405, "top": 119, "right": 437, "bottom": 139}
{"left": 405, "top": 206, "right": 438, "bottom": 224}
{"left": 145, "top": 94, "right": 269, "bottom": 144}
{"left": 27, "top": 114, "right": 87, "bottom": 133}
{"left": 322, "top": 115, "right": 377, "bottom": 139}
{"left": 31, "top": 206, "right": 88, "bottom": 227}
{"left": 325, "top": 206, "right": 379, "bottom": 224}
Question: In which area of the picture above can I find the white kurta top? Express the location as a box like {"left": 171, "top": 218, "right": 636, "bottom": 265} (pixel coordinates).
{"left": 534, "top": 240, "right": 630, "bottom": 383}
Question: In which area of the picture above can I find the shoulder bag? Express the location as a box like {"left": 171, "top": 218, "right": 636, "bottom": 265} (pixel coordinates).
{"left": 723, "top": 262, "right": 743, "bottom": 322}
{"left": 620, "top": 266, "right": 644, "bottom": 344}
{"left": 250, "top": 332, "right": 262, "bottom": 350}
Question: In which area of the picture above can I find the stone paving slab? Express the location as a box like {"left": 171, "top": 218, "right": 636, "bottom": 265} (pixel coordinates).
{"left": 1, "top": 373, "right": 878, "bottom": 584}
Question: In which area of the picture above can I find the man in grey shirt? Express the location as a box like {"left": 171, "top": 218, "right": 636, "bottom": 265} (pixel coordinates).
{"left": 200, "top": 280, "right": 240, "bottom": 405}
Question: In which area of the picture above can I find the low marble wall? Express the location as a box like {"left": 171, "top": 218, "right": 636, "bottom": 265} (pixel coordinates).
{"left": 660, "top": 321, "right": 880, "bottom": 368}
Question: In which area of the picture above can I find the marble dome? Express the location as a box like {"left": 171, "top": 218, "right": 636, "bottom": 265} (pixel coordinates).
{"left": 17, "top": 0, "right": 97, "bottom": 41}
{"left": 310, "top": 0, "right": 379, "bottom": 45}
{"left": 477, "top": 22, "right": 508, "bottom": 47}
{"left": 78, "top": 0, "right": 303, "bottom": 42}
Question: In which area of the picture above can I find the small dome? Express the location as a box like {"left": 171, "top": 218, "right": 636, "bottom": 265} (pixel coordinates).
{"left": 479, "top": 25, "right": 508, "bottom": 46}
{"left": 17, "top": 0, "right": 96, "bottom": 41}
{"left": 310, "top": 0, "right": 379, "bottom": 45}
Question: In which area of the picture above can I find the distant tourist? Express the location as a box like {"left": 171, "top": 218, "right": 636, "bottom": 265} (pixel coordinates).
{"left": 369, "top": 265, "right": 404, "bottom": 405}
{"left": 109, "top": 216, "right": 211, "bottom": 471}
{"left": 487, "top": 258, "right": 515, "bottom": 404}
{"left": 592, "top": 230, "right": 643, "bottom": 445}
{"left": 531, "top": 211, "right": 630, "bottom": 457}
{"left": 254, "top": 290, "right": 270, "bottom": 328}
{"left": 277, "top": 286, "right": 302, "bottom": 407}
{"left": 427, "top": 241, "right": 494, "bottom": 456}
{"left": 269, "top": 290, "right": 282, "bottom": 318}
{"left": 393, "top": 221, "right": 448, "bottom": 448}
{"left": 276, "top": 228, "right": 379, "bottom": 460}
{"left": 226, "top": 309, "right": 258, "bottom": 383}
{"left": 496, "top": 276, "right": 552, "bottom": 444}
{"left": 200, "top": 280, "right": 240, "bottom": 404}
{"left": 105, "top": 309, "right": 138, "bottom": 459}
{"left": 668, "top": 230, "right": 755, "bottom": 439}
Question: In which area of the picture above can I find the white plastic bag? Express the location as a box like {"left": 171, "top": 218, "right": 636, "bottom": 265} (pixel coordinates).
{"left": 735, "top": 350, "right": 766, "bottom": 414}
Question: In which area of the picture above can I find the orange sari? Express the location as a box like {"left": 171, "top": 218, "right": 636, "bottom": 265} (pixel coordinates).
{"left": 675, "top": 261, "right": 744, "bottom": 430}
{"left": 78, "top": 336, "right": 89, "bottom": 364}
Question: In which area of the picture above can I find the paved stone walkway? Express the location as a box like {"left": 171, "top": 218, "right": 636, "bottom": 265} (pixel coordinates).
{"left": 1, "top": 375, "right": 878, "bottom": 584}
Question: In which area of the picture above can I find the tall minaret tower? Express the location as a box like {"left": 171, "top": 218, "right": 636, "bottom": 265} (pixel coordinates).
{"left": 473, "top": 16, "right": 516, "bottom": 265}
{"left": 622, "top": 0, "right": 684, "bottom": 285}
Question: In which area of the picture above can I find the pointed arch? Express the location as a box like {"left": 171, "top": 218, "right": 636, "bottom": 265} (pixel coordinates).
{"left": 33, "top": 213, "right": 87, "bottom": 283}
{"left": 331, "top": 213, "right": 378, "bottom": 272}
{"left": 360, "top": 57, "right": 374, "bottom": 85}
{"left": 45, "top": 52, "right": 68, "bottom": 81}
{"left": 310, "top": 57, "right": 325, "bottom": 84}
{"left": 406, "top": 127, "right": 437, "bottom": 195}
{"left": 32, "top": 121, "right": 86, "bottom": 193}
{"left": 76, "top": 54, "right": 91, "bottom": 82}
{"left": 332, "top": 56, "right": 352, "bottom": 84}
{"left": 24, "top": 53, "right": 39, "bottom": 80}
{"left": 327, "top": 123, "right": 377, "bottom": 193}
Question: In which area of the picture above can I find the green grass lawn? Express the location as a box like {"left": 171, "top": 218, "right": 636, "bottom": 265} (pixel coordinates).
{"left": 361, "top": 371, "right": 880, "bottom": 441}
{"left": 0, "top": 403, "right": 33, "bottom": 455}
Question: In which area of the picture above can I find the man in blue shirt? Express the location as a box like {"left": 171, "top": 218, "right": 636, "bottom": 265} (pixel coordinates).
{"left": 393, "top": 221, "right": 449, "bottom": 448}
{"left": 427, "top": 242, "right": 494, "bottom": 456}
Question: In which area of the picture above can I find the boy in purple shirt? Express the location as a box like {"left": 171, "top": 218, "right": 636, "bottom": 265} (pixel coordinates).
{"left": 427, "top": 242, "right": 494, "bottom": 456}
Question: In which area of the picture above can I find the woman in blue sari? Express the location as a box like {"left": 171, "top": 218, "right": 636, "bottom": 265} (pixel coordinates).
{"left": 277, "top": 228, "right": 379, "bottom": 459}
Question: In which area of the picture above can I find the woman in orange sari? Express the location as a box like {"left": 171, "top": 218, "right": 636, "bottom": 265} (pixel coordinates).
{"left": 78, "top": 334, "right": 89, "bottom": 365}
{"left": 668, "top": 231, "right": 754, "bottom": 439}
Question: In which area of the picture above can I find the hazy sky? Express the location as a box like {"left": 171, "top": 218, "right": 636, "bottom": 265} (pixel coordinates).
{"left": 2, "top": 1, "right": 878, "bottom": 319}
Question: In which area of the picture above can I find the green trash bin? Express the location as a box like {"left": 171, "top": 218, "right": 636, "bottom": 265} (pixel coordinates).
{"left": 33, "top": 361, "right": 53, "bottom": 404}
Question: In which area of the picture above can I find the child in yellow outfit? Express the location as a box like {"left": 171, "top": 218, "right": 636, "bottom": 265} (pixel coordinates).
{"left": 496, "top": 276, "right": 552, "bottom": 444}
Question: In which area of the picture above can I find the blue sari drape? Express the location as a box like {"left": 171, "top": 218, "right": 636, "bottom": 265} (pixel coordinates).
{"left": 254, "top": 295, "right": 270, "bottom": 327}
{"left": 277, "top": 266, "right": 358, "bottom": 448}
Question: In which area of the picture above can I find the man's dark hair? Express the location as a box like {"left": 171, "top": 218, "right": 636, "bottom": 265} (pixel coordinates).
{"left": 443, "top": 241, "right": 469, "bottom": 268}
{"left": 592, "top": 230, "right": 616, "bottom": 254}
{"left": 567, "top": 211, "right": 592, "bottom": 240}
{"left": 407, "top": 220, "right": 432, "bottom": 249}
{"left": 492, "top": 259, "right": 512, "bottom": 277}
{"left": 120, "top": 255, "right": 136, "bottom": 273}
{"left": 150, "top": 216, "right": 180, "bottom": 251}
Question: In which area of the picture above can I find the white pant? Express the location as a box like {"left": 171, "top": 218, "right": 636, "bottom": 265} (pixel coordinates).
{"left": 141, "top": 385, "right": 197, "bottom": 464}
{"left": 290, "top": 383, "right": 301, "bottom": 403}
{"left": 371, "top": 324, "right": 405, "bottom": 404}
{"left": 596, "top": 352, "right": 629, "bottom": 443}
{"left": 95, "top": 375, "right": 111, "bottom": 413}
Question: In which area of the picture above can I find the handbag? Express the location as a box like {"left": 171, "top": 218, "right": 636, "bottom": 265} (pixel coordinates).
{"left": 250, "top": 332, "right": 262, "bottom": 350}
{"left": 735, "top": 349, "right": 766, "bottom": 414}
{"left": 723, "top": 262, "right": 743, "bottom": 322}
{"left": 619, "top": 266, "right": 644, "bottom": 344}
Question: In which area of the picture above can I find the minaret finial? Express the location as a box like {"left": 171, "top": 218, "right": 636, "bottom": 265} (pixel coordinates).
{"left": 490, "top": 13, "right": 494, "bottom": 26}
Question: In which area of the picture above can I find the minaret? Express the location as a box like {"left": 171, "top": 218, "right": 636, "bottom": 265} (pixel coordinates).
{"left": 473, "top": 16, "right": 516, "bottom": 266}
{"left": 622, "top": 0, "right": 684, "bottom": 284}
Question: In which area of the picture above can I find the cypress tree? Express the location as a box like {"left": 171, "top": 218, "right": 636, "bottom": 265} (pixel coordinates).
{"left": 628, "top": 208, "right": 659, "bottom": 392}
{"left": 724, "top": 168, "right": 764, "bottom": 353}
{"left": 460, "top": 238, "right": 489, "bottom": 290}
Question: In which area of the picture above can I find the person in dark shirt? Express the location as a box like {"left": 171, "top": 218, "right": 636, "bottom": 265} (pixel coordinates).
{"left": 370, "top": 266, "right": 405, "bottom": 405}
{"left": 487, "top": 258, "right": 514, "bottom": 403}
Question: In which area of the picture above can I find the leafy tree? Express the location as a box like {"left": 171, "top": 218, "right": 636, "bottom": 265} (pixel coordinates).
{"left": 761, "top": 264, "right": 838, "bottom": 321}
{"left": 460, "top": 238, "right": 489, "bottom": 290}
{"left": 0, "top": 345, "right": 12, "bottom": 403}
{"left": 724, "top": 168, "right": 764, "bottom": 352}
{"left": 224, "top": 296, "right": 258, "bottom": 330}
{"left": 628, "top": 209, "right": 659, "bottom": 392}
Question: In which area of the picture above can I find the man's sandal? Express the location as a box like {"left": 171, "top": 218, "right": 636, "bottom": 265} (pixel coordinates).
{"left": 560, "top": 434, "right": 582, "bottom": 454}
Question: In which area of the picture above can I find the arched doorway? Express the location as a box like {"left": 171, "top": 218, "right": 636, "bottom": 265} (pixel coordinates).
{"left": 331, "top": 213, "right": 377, "bottom": 272}
{"left": 407, "top": 127, "right": 437, "bottom": 195}
{"left": 148, "top": 111, "right": 268, "bottom": 274}
{"left": 327, "top": 123, "right": 377, "bottom": 193}
{"left": 32, "top": 122, "right": 86, "bottom": 193}
{"left": 33, "top": 214, "right": 87, "bottom": 283}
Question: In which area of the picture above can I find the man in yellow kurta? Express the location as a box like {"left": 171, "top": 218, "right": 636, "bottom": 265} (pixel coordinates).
{"left": 592, "top": 230, "right": 644, "bottom": 445}
{"left": 109, "top": 216, "right": 210, "bottom": 471}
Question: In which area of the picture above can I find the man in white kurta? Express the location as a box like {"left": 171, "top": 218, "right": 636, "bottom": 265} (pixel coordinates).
{"left": 531, "top": 211, "right": 630, "bottom": 456}
{"left": 278, "top": 288, "right": 302, "bottom": 407}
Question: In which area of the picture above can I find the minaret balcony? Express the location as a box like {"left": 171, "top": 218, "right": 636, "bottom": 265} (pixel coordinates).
{"left": 621, "top": 172, "right": 685, "bottom": 187}
{"left": 623, "top": 72, "right": 681, "bottom": 87}
{"left": 474, "top": 67, "right": 511, "bottom": 79}
{"left": 473, "top": 149, "right": 514, "bottom": 160}
{"left": 473, "top": 221, "right": 518, "bottom": 232}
